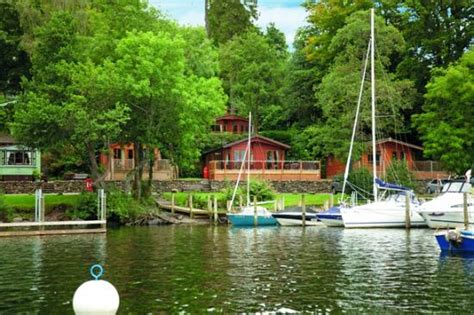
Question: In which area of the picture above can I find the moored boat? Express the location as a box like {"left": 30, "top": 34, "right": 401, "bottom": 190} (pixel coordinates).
{"left": 227, "top": 205, "right": 278, "bottom": 226}
{"left": 417, "top": 179, "right": 473, "bottom": 229}
{"left": 272, "top": 206, "right": 322, "bottom": 226}
{"left": 436, "top": 229, "right": 474, "bottom": 253}
{"left": 316, "top": 206, "right": 344, "bottom": 227}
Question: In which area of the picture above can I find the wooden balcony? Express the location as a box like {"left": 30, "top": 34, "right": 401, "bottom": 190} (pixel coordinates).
{"left": 208, "top": 160, "right": 321, "bottom": 181}
{"left": 108, "top": 159, "right": 176, "bottom": 180}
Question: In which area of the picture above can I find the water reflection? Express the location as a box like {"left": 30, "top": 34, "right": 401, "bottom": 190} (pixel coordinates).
{"left": 2, "top": 227, "right": 474, "bottom": 313}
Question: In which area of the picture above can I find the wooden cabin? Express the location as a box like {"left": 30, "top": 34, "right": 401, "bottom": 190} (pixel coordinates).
{"left": 99, "top": 143, "right": 176, "bottom": 181}
{"left": 211, "top": 114, "right": 249, "bottom": 134}
{"left": 326, "top": 138, "right": 448, "bottom": 180}
{"left": 203, "top": 135, "right": 321, "bottom": 181}
{"left": 0, "top": 133, "right": 41, "bottom": 181}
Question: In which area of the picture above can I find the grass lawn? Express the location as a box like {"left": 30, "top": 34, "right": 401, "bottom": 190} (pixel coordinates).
{"left": 161, "top": 192, "right": 339, "bottom": 210}
{"left": 4, "top": 194, "right": 81, "bottom": 212}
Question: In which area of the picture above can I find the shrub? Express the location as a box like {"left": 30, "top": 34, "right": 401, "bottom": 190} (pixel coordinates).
{"left": 223, "top": 180, "right": 275, "bottom": 206}
{"left": 66, "top": 192, "right": 97, "bottom": 220}
{"left": 0, "top": 193, "right": 13, "bottom": 222}
{"left": 347, "top": 167, "right": 374, "bottom": 199}
{"left": 385, "top": 160, "right": 416, "bottom": 190}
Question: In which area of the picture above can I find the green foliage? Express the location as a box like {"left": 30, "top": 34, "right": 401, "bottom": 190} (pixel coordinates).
{"left": 347, "top": 167, "right": 373, "bottom": 199}
{"left": 106, "top": 188, "right": 148, "bottom": 223}
{"left": 226, "top": 180, "right": 276, "bottom": 205}
{"left": 413, "top": 50, "right": 474, "bottom": 174}
{"left": 0, "top": 192, "right": 13, "bottom": 222}
{"left": 66, "top": 192, "right": 97, "bottom": 220}
{"left": 219, "top": 31, "right": 286, "bottom": 131}
{"left": 206, "top": 0, "right": 258, "bottom": 45}
{"left": 384, "top": 160, "right": 416, "bottom": 190}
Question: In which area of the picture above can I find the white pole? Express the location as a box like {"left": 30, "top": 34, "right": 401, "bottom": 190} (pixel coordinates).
{"left": 371, "top": 8, "right": 378, "bottom": 202}
{"left": 247, "top": 112, "right": 252, "bottom": 207}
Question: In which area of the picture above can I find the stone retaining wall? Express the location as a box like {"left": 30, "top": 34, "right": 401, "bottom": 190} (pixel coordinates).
{"left": 0, "top": 179, "right": 429, "bottom": 194}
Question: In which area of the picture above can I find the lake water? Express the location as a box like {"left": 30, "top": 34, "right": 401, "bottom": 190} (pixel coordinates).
{"left": 1, "top": 226, "right": 474, "bottom": 313}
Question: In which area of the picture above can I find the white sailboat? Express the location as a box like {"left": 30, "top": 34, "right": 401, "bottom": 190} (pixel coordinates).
{"left": 226, "top": 112, "right": 277, "bottom": 226}
{"left": 339, "top": 9, "right": 426, "bottom": 228}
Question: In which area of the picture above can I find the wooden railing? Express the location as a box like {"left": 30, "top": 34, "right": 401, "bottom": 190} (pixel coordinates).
{"left": 208, "top": 160, "right": 321, "bottom": 181}
{"left": 113, "top": 159, "right": 173, "bottom": 171}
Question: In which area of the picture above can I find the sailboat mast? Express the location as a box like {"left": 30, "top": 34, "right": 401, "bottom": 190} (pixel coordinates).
{"left": 370, "top": 8, "right": 378, "bottom": 202}
{"left": 247, "top": 112, "right": 251, "bottom": 207}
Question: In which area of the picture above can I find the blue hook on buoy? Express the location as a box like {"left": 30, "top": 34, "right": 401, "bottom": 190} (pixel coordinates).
{"left": 90, "top": 264, "right": 104, "bottom": 280}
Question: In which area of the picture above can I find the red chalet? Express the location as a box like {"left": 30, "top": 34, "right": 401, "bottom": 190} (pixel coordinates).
{"left": 203, "top": 114, "right": 321, "bottom": 181}
{"left": 99, "top": 143, "right": 176, "bottom": 181}
{"left": 326, "top": 138, "right": 449, "bottom": 180}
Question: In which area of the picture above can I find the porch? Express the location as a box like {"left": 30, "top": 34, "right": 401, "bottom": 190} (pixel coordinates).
{"left": 208, "top": 160, "right": 321, "bottom": 181}
{"left": 107, "top": 158, "right": 176, "bottom": 181}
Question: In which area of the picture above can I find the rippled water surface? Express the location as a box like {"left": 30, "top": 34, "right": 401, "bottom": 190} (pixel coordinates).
{"left": 1, "top": 226, "right": 474, "bottom": 313}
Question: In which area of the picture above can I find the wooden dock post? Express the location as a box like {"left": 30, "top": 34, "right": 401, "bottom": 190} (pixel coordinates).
{"left": 171, "top": 191, "right": 176, "bottom": 214}
{"left": 213, "top": 195, "right": 218, "bottom": 224}
{"left": 274, "top": 197, "right": 278, "bottom": 212}
{"left": 227, "top": 200, "right": 232, "bottom": 213}
{"left": 253, "top": 196, "right": 258, "bottom": 226}
{"left": 330, "top": 193, "right": 334, "bottom": 208}
{"left": 207, "top": 195, "right": 212, "bottom": 221}
{"left": 239, "top": 195, "right": 243, "bottom": 208}
{"left": 189, "top": 194, "right": 194, "bottom": 219}
{"left": 302, "top": 194, "right": 306, "bottom": 227}
{"left": 463, "top": 192, "right": 469, "bottom": 230}
{"left": 405, "top": 191, "right": 411, "bottom": 229}
{"left": 281, "top": 196, "right": 285, "bottom": 210}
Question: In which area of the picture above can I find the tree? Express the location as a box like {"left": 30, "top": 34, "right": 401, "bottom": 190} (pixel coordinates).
{"left": 293, "top": 10, "right": 415, "bottom": 161}
{"left": 219, "top": 31, "right": 286, "bottom": 131}
{"left": 413, "top": 50, "right": 474, "bottom": 174}
{"left": 206, "top": 0, "right": 258, "bottom": 45}
{"left": 0, "top": 2, "right": 30, "bottom": 95}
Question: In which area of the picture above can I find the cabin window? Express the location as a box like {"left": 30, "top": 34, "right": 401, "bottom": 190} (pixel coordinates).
{"left": 128, "top": 149, "right": 134, "bottom": 159}
{"left": 113, "top": 148, "right": 121, "bottom": 159}
{"left": 401, "top": 151, "right": 406, "bottom": 160}
{"left": 3, "top": 150, "right": 35, "bottom": 165}
{"left": 367, "top": 151, "right": 381, "bottom": 165}
{"left": 233, "top": 124, "right": 238, "bottom": 133}
{"left": 392, "top": 152, "right": 398, "bottom": 160}
{"left": 240, "top": 125, "right": 245, "bottom": 133}
{"left": 233, "top": 150, "right": 246, "bottom": 161}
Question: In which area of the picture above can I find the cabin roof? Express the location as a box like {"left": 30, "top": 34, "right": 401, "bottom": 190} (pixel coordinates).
{"left": 0, "top": 133, "right": 17, "bottom": 145}
{"left": 203, "top": 135, "right": 291, "bottom": 155}
{"left": 216, "top": 114, "right": 249, "bottom": 122}
{"left": 375, "top": 137, "right": 423, "bottom": 151}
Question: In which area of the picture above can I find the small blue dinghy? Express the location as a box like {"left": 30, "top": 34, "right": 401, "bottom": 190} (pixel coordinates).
{"left": 436, "top": 230, "right": 474, "bottom": 253}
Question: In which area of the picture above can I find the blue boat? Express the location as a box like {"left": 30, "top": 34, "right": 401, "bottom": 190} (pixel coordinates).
{"left": 435, "top": 230, "right": 474, "bottom": 253}
{"left": 227, "top": 206, "right": 278, "bottom": 226}
{"left": 316, "top": 206, "right": 344, "bottom": 227}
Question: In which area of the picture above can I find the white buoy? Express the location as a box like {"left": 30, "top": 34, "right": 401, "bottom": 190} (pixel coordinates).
{"left": 73, "top": 264, "right": 120, "bottom": 315}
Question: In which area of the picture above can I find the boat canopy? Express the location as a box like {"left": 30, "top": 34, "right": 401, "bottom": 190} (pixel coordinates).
{"left": 375, "top": 178, "right": 410, "bottom": 191}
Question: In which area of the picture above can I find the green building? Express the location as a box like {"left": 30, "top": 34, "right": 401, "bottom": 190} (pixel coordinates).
{"left": 0, "top": 134, "right": 41, "bottom": 180}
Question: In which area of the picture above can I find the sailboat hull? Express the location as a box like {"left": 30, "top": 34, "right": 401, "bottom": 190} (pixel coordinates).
{"left": 272, "top": 213, "right": 323, "bottom": 226}
{"left": 341, "top": 202, "right": 426, "bottom": 228}
{"left": 316, "top": 206, "right": 344, "bottom": 227}
{"left": 227, "top": 214, "right": 278, "bottom": 226}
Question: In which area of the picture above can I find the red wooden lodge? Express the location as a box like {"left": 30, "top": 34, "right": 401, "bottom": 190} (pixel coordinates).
{"left": 326, "top": 138, "right": 449, "bottom": 180}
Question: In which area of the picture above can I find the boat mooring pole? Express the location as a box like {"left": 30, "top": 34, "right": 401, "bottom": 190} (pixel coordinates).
{"left": 171, "top": 191, "right": 175, "bottom": 214}
{"left": 464, "top": 192, "right": 469, "bottom": 230}
{"left": 405, "top": 191, "right": 411, "bottom": 229}
{"left": 253, "top": 196, "right": 258, "bottom": 227}
{"left": 213, "top": 195, "right": 218, "bottom": 224}
{"left": 207, "top": 195, "right": 212, "bottom": 221}
{"left": 330, "top": 193, "right": 334, "bottom": 208}
{"left": 302, "top": 194, "right": 306, "bottom": 227}
{"left": 189, "top": 194, "right": 194, "bottom": 219}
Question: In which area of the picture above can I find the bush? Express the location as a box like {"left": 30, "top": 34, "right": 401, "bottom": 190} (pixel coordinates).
{"left": 0, "top": 193, "right": 13, "bottom": 222}
{"left": 224, "top": 180, "right": 275, "bottom": 206}
{"left": 385, "top": 160, "right": 416, "bottom": 190}
{"left": 66, "top": 192, "right": 97, "bottom": 220}
{"left": 347, "top": 167, "right": 373, "bottom": 199}
{"left": 107, "top": 187, "right": 154, "bottom": 223}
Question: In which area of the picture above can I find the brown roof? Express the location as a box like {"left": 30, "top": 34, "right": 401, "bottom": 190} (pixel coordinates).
{"left": 203, "top": 135, "right": 291, "bottom": 155}
{"left": 375, "top": 137, "right": 423, "bottom": 151}
{"left": 216, "top": 114, "right": 249, "bottom": 122}
{"left": 0, "top": 133, "right": 16, "bottom": 145}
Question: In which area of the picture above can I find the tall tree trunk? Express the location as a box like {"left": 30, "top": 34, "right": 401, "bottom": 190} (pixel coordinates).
{"left": 86, "top": 142, "right": 103, "bottom": 188}
{"left": 205, "top": 0, "right": 210, "bottom": 36}
{"left": 133, "top": 141, "right": 143, "bottom": 200}
{"left": 148, "top": 148, "right": 154, "bottom": 191}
